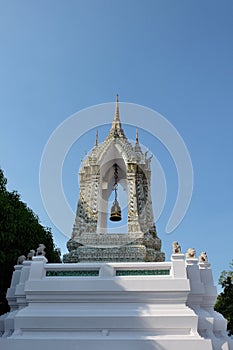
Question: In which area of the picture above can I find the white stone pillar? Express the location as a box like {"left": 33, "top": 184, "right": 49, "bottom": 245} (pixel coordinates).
{"left": 14, "top": 261, "right": 32, "bottom": 310}
{"left": 186, "top": 258, "right": 215, "bottom": 339}
{"left": 171, "top": 253, "right": 186, "bottom": 278}
{"left": 0, "top": 264, "right": 23, "bottom": 337}
{"left": 7, "top": 265, "right": 23, "bottom": 310}
{"left": 199, "top": 261, "right": 233, "bottom": 349}
{"left": 10, "top": 256, "right": 48, "bottom": 338}
{"left": 28, "top": 255, "right": 48, "bottom": 280}
{"left": 2, "top": 264, "right": 25, "bottom": 338}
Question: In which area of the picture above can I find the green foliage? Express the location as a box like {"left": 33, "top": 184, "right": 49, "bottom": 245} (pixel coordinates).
{"left": 218, "top": 260, "right": 233, "bottom": 286}
{"left": 215, "top": 261, "right": 233, "bottom": 336}
{"left": 0, "top": 168, "right": 61, "bottom": 315}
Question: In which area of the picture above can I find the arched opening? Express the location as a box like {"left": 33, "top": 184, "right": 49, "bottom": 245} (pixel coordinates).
{"left": 107, "top": 177, "right": 128, "bottom": 233}
{"left": 97, "top": 144, "right": 128, "bottom": 234}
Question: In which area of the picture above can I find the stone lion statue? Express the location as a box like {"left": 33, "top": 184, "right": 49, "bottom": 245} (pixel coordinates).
{"left": 27, "top": 250, "right": 35, "bottom": 260}
{"left": 172, "top": 241, "right": 181, "bottom": 254}
{"left": 186, "top": 248, "right": 196, "bottom": 259}
{"left": 36, "top": 244, "right": 46, "bottom": 256}
{"left": 199, "top": 252, "right": 208, "bottom": 263}
{"left": 17, "top": 255, "right": 26, "bottom": 265}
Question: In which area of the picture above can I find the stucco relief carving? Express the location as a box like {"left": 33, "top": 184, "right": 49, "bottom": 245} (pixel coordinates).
{"left": 172, "top": 241, "right": 181, "bottom": 254}
{"left": 27, "top": 250, "right": 35, "bottom": 260}
{"left": 186, "top": 248, "right": 196, "bottom": 259}
{"left": 36, "top": 244, "right": 46, "bottom": 256}
{"left": 17, "top": 255, "right": 26, "bottom": 265}
{"left": 199, "top": 251, "right": 208, "bottom": 262}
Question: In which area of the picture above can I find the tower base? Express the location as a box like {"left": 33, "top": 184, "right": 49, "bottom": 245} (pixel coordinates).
{"left": 64, "top": 233, "right": 165, "bottom": 263}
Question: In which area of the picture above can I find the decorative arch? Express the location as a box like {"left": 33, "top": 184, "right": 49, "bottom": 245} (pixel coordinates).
{"left": 67, "top": 95, "right": 165, "bottom": 264}
{"left": 97, "top": 141, "right": 127, "bottom": 233}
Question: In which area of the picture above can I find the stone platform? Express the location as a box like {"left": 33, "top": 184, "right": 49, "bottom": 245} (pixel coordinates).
{"left": 63, "top": 245, "right": 147, "bottom": 262}
{"left": 1, "top": 254, "right": 232, "bottom": 350}
{"left": 64, "top": 233, "right": 165, "bottom": 263}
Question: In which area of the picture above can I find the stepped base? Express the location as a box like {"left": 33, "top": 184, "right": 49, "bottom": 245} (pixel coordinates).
{"left": 64, "top": 233, "right": 165, "bottom": 263}
{"left": 1, "top": 338, "right": 219, "bottom": 350}
{"left": 1, "top": 258, "right": 233, "bottom": 350}
{"left": 64, "top": 245, "right": 165, "bottom": 263}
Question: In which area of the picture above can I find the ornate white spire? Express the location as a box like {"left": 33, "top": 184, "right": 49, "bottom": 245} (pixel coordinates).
{"left": 110, "top": 94, "right": 125, "bottom": 138}
{"left": 115, "top": 93, "right": 120, "bottom": 120}
{"left": 112, "top": 94, "right": 120, "bottom": 127}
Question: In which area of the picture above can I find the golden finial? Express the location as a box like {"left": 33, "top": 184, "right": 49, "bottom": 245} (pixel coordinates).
{"left": 95, "top": 129, "right": 98, "bottom": 147}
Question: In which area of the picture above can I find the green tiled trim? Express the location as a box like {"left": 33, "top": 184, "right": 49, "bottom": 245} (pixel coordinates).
{"left": 116, "top": 269, "right": 170, "bottom": 276}
{"left": 46, "top": 270, "right": 99, "bottom": 277}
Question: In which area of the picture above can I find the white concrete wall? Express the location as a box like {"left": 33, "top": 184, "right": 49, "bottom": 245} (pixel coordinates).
{"left": 0, "top": 254, "right": 232, "bottom": 350}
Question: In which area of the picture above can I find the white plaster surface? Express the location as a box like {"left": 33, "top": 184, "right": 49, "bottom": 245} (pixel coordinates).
{"left": 0, "top": 254, "right": 232, "bottom": 350}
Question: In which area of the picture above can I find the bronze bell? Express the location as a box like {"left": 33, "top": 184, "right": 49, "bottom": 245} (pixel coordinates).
{"left": 110, "top": 199, "right": 122, "bottom": 222}
{"left": 109, "top": 163, "right": 122, "bottom": 222}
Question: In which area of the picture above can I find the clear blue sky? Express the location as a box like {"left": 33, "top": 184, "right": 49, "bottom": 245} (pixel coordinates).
{"left": 0, "top": 0, "right": 233, "bottom": 288}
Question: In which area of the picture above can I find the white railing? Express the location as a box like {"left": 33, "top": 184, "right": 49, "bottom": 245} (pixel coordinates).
{"left": 44, "top": 261, "right": 172, "bottom": 278}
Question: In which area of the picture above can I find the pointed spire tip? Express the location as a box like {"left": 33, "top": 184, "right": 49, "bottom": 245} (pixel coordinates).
{"left": 114, "top": 93, "right": 120, "bottom": 126}
{"left": 95, "top": 129, "right": 98, "bottom": 147}
{"left": 110, "top": 93, "right": 125, "bottom": 138}
{"left": 136, "top": 128, "right": 139, "bottom": 144}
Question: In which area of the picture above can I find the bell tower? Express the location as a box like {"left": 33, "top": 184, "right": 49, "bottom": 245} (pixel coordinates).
{"left": 64, "top": 96, "right": 165, "bottom": 263}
